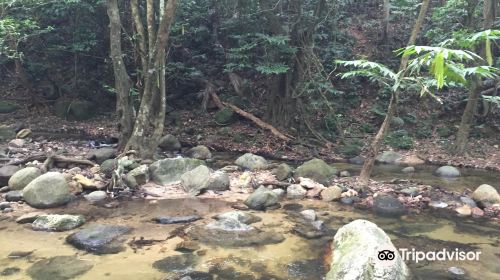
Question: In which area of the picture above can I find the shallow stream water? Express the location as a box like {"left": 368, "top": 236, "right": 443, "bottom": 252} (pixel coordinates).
{"left": 0, "top": 155, "right": 499, "bottom": 280}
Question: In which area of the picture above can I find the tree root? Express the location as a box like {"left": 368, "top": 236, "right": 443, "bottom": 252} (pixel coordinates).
{"left": 5, "top": 154, "right": 96, "bottom": 169}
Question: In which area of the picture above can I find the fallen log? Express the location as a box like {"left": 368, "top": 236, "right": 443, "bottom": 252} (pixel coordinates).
{"left": 6, "top": 154, "right": 96, "bottom": 168}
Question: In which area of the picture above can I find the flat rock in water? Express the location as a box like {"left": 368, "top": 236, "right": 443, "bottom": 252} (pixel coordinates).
{"left": 374, "top": 195, "right": 406, "bottom": 218}
{"left": 27, "top": 256, "right": 93, "bottom": 280}
{"left": 189, "top": 225, "right": 284, "bottom": 247}
{"left": 16, "top": 212, "right": 46, "bottom": 224}
{"left": 154, "top": 215, "right": 201, "bottom": 224}
{"left": 244, "top": 186, "right": 279, "bottom": 210}
{"left": 32, "top": 214, "right": 85, "bottom": 231}
{"left": 66, "top": 224, "right": 131, "bottom": 254}
{"left": 8, "top": 251, "right": 34, "bottom": 259}
{"left": 214, "top": 211, "right": 261, "bottom": 224}
{"left": 153, "top": 254, "right": 198, "bottom": 273}
{"left": 376, "top": 151, "right": 403, "bottom": 164}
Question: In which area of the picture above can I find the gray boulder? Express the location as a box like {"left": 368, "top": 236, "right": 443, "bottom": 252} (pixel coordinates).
{"left": 244, "top": 186, "right": 279, "bottom": 210}
{"left": 149, "top": 158, "right": 205, "bottom": 185}
{"left": 472, "top": 184, "right": 500, "bottom": 205}
{"left": 186, "top": 145, "right": 212, "bottom": 160}
{"left": 294, "top": 158, "right": 336, "bottom": 185}
{"left": 235, "top": 153, "right": 268, "bottom": 171}
{"left": 84, "top": 191, "right": 107, "bottom": 203}
{"left": 8, "top": 167, "right": 42, "bottom": 190}
{"left": 5, "top": 190, "right": 22, "bottom": 202}
{"left": 32, "top": 214, "right": 85, "bottom": 231}
{"left": 22, "top": 172, "right": 72, "bottom": 208}
{"left": 99, "top": 159, "right": 117, "bottom": 177}
{"left": 206, "top": 170, "right": 230, "bottom": 192}
{"left": 435, "top": 165, "right": 460, "bottom": 177}
{"left": 273, "top": 163, "right": 293, "bottom": 181}
{"left": 128, "top": 164, "right": 149, "bottom": 185}
{"left": 181, "top": 165, "right": 211, "bottom": 195}
{"left": 27, "top": 256, "right": 93, "bottom": 280}
{"left": 374, "top": 195, "right": 406, "bottom": 218}
{"left": 321, "top": 186, "right": 343, "bottom": 202}
{"left": 326, "top": 219, "right": 410, "bottom": 280}
{"left": 287, "top": 184, "right": 307, "bottom": 199}
{"left": 158, "top": 134, "right": 181, "bottom": 151}
{"left": 87, "top": 148, "right": 116, "bottom": 164}
{"left": 0, "top": 165, "right": 19, "bottom": 186}
{"left": 66, "top": 224, "right": 131, "bottom": 254}
{"left": 376, "top": 151, "right": 403, "bottom": 164}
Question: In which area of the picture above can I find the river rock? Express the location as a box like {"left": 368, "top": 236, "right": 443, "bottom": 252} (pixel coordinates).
{"left": 128, "top": 164, "right": 149, "bottom": 185}
{"left": 66, "top": 224, "right": 131, "bottom": 254}
{"left": 300, "top": 209, "right": 316, "bottom": 221}
{"left": 321, "top": 186, "right": 343, "bottom": 202}
{"left": 8, "top": 167, "right": 42, "bottom": 190}
{"left": 186, "top": 145, "right": 212, "bottom": 160}
{"left": 153, "top": 215, "right": 202, "bottom": 224}
{"left": 0, "top": 165, "right": 19, "bottom": 186}
{"left": 158, "top": 134, "right": 181, "bottom": 151}
{"left": 16, "top": 128, "right": 32, "bottom": 139}
{"left": 181, "top": 165, "right": 211, "bottom": 195}
{"left": 84, "top": 191, "right": 107, "bottom": 203}
{"left": 287, "top": 184, "right": 307, "bottom": 199}
{"left": 207, "top": 170, "right": 230, "bottom": 192}
{"left": 472, "top": 184, "right": 500, "bottom": 206}
{"left": 326, "top": 219, "right": 410, "bottom": 280}
{"left": 471, "top": 207, "right": 484, "bottom": 218}
{"left": 455, "top": 205, "right": 472, "bottom": 217}
{"left": 294, "top": 158, "right": 336, "bottom": 185}
{"left": 5, "top": 190, "right": 22, "bottom": 202}
{"left": 235, "top": 153, "right": 268, "bottom": 171}
{"left": 149, "top": 158, "right": 205, "bottom": 185}
{"left": 244, "top": 186, "right": 279, "bottom": 210}
{"left": 460, "top": 196, "right": 477, "bottom": 208}
{"left": 376, "top": 151, "right": 403, "bottom": 164}
{"left": 73, "top": 174, "right": 98, "bottom": 190}
{"left": 435, "top": 165, "right": 460, "bottom": 177}
{"left": 22, "top": 172, "right": 72, "bottom": 208}
{"left": 0, "top": 202, "right": 10, "bottom": 210}
{"left": 214, "top": 107, "right": 235, "bottom": 124}
{"left": 273, "top": 163, "right": 293, "bottom": 181}
{"left": 0, "top": 125, "right": 16, "bottom": 142}
{"left": 100, "top": 159, "right": 117, "bottom": 177}
{"left": 207, "top": 217, "right": 254, "bottom": 231}
{"left": 32, "top": 214, "right": 85, "bottom": 231}
{"left": 8, "top": 138, "right": 25, "bottom": 148}
{"left": 175, "top": 240, "right": 201, "bottom": 252}
{"left": 214, "top": 211, "right": 262, "bottom": 224}
{"left": 16, "top": 212, "right": 45, "bottom": 224}
{"left": 1, "top": 267, "right": 20, "bottom": 276}
{"left": 153, "top": 254, "right": 198, "bottom": 273}
{"left": 87, "top": 147, "right": 116, "bottom": 164}
{"left": 401, "top": 166, "right": 415, "bottom": 173}
{"left": 374, "top": 195, "right": 406, "bottom": 217}
{"left": 272, "top": 188, "right": 286, "bottom": 199}
{"left": 27, "top": 256, "right": 93, "bottom": 280}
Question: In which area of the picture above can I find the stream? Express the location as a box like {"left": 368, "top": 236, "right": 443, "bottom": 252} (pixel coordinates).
{"left": 0, "top": 154, "right": 499, "bottom": 280}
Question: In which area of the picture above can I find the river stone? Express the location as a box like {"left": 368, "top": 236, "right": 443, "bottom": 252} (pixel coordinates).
{"left": 215, "top": 211, "right": 262, "bottom": 224}
{"left": 472, "top": 184, "right": 500, "bottom": 205}
{"left": 401, "top": 166, "right": 415, "bottom": 173}
{"left": 374, "top": 195, "right": 406, "bottom": 218}
{"left": 273, "top": 163, "right": 293, "bottom": 181}
{"left": 435, "top": 165, "right": 461, "bottom": 177}
{"left": 1, "top": 267, "right": 20, "bottom": 276}
{"left": 0, "top": 202, "right": 10, "bottom": 210}
{"left": 272, "top": 188, "right": 286, "bottom": 199}
{"left": 189, "top": 224, "right": 284, "bottom": 247}
{"left": 128, "top": 164, "right": 149, "bottom": 185}
{"left": 186, "top": 145, "right": 212, "bottom": 160}
{"left": 455, "top": 205, "right": 472, "bottom": 217}
{"left": 16, "top": 128, "right": 32, "bottom": 139}
{"left": 87, "top": 148, "right": 116, "bottom": 164}
{"left": 287, "top": 184, "right": 307, "bottom": 199}
{"left": 22, "top": 172, "right": 72, "bottom": 208}
{"left": 181, "top": 165, "right": 211, "bottom": 195}
{"left": 16, "top": 212, "right": 46, "bottom": 224}
{"left": 207, "top": 170, "right": 230, "bottom": 192}
{"left": 66, "top": 224, "right": 131, "bottom": 254}
{"left": 153, "top": 254, "right": 198, "bottom": 273}
{"left": 244, "top": 186, "right": 279, "bottom": 210}
{"left": 8, "top": 167, "right": 42, "bottom": 190}
{"left": 84, "top": 191, "right": 107, "bottom": 203}
{"left": 100, "top": 159, "right": 117, "bottom": 177}
{"left": 5, "top": 190, "right": 22, "bottom": 202}
{"left": 27, "top": 256, "right": 93, "bottom": 280}
{"left": 32, "top": 214, "right": 85, "bottom": 231}
{"left": 9, "top": 138, "right": 25, "bottom": 148}
{"left": 326, "top": 219, "right": 410, "bottom": 280}
{"left": 300, "top": 209, "right": 316, "bottom": 221}
{"left": 376, "top": 151, "right": 403, "bottom": 164}
{"left": 0, "top": 165, "right": 19, "bottom": 186}
{"left": 158, "top": 134, "right": 181, "bottom": 151}
{"left": 294, "top": 158, "right": 336, "bottom": 185}
{"left": 207, "top": 217, "right": 254, "bottom": 232}
{"left": 214, "top": 107, "right": 235, "bottom": 124}
{"left": 460, "top": 196, "right": 477, "bottom": 208}
{"left": 149, "top": 158, "right": 206, "bottom": 185}
{"left": 235, "top": 153, "right": 268, "bottom": 171}
{"left": 321, "top": 186, "right": 343, "bottom": 202}
{"left": 153, "top": 215, "right": 202, "bottom": 224}
{"left": 0, "top": 101, "right": 19, "bottom": 114}
{"left": 0, "top": 125, "right": 16, "bottom": 142}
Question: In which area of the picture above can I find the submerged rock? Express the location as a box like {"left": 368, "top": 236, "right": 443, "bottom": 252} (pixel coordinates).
{"left": 8, "top": 167, "right": 42, "bottom": 190}
{"left": 235, "top": 153, "right": 268, "bottom": 171}
{"left": 374, "top": 195, "right": 406, "bottom": 218}
{"left": 32, "top": 214, "right": 85, "bottom": 231}
{"left": 472, "top": 184, "right": 500, "bottom": 206}
{"left": 16, "top": 212, "right": 45, "bottom": 224}
{"left": 154, "top": 215, "right": 201, "bottom": 224}
{"left": 149, "top": 158, "right": 205, "bottom": 185}
{"left": 435, "top": 165, "right": 460, "bottom": 177}
{"left": 22, "top": 172, "right": 72, "bottom": 208}
{"left": 66, "top": 224, "right": 131, "bottom": 254}
{"left": 294, "top": 158, "right": 336, "bottom": 185}
{"left": 401, "top": 166, "right": 415, "bottom": 173}
{"left": 214, "top": 211, "right": 262, "bottom": 224}
{"left": 27, "top": 256, "right": 93, "bottom": 280}
{"left": 189, "top": 225, "right": 284, "bottom": 247}
{"left": 244, "top": 186, "right": 279, "bottom": 210}
{"left": 1, "top": 267, "right": 20, "bottom": 276}
{"left": 326, "top": 219, "right": 410, "bottom": 280}
{"left": 153, "top": 254, "right": 198, "bottom": 273}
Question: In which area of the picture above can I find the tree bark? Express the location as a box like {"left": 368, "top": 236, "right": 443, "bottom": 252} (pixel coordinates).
{"left": 382, "top": 0, "right": 390, "bottom": 41}
{"left": 359, "top": 0, "right": 430, "bottom": 184}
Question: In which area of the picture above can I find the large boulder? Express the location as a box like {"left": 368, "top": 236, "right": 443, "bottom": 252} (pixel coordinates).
{"left": 206, "top": 170, "right": 230, "bottom": 192}
{"left": 244, "top": 186, "right": 279, "bottom": 210}
{"left": 0, "top": 125, "right": 16, "bottom": 142}
{"left": 27, "top": 256, "right": 93, "bottom": 280}
{"left": 32, "top": 214, "right": 85, "bottom": 231}
{"left": 66, "top": 224, "right": 131, "bottom": 254}
{"left": 8, "top": 167, "right": 42, "bottom": 190}
{"left": 0, "top": 101, "right": 20, "bottom": 114}
{"left": 326, "top": 219, "right": 411, "bottom": 280}
{"left": 22, "top": 172, "right": 72, "bottom": 208}
{"left": 54, "top": 99, "right": 96, "bottom": 120}
{"left": 128, "top": 164, "right": 149, "bottom": 185}
{"left": 185, "top": 145, "right": 212, "bottom": 160}
{"left": 235, "top": 153, "right": 268, "bottom": 171}
{"left": 87, "top": 148, "right": 116, "bottom": 164}
{"left": 376, "top": 151, "right": 403, "bottom": 164}
{"left": 0, "top": 165, "right": 20, "bottom": 186}
{"left": 181, "top": 165, "right": 211, "bottom": 195}
{"left": 149, "top": 158, "right": 205, "bottom": 185}
{"left": 99, "top": 159, "right": 117, "bottom": 177}
{"left": 435, "top": 166, "right": 460, "bottom": 177}
{"left": 472, "top": 184, "right": 500, "bottom": 206}
{"left": 158, "top": 134, "right": 181, "bottom": 151}
{"left": 294, "top": 158, "right": 336, "bottom": 185}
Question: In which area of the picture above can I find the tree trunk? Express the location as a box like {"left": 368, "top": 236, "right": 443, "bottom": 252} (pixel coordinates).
{"left": 106, "top": 0, "right": 134, "bottom": 149}
{"left": 359, "top": 0, "right": 430, "bottom": 184}
{"left": 382, "top": 0, "right": 390, "bottom": 41}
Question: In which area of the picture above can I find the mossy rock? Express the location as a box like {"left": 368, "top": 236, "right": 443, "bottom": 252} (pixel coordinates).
{"left": 0, "top": 101, "right": 20, "bottom": 114}
{"left": 0, "top": 125, "right": 16, "bottom": 142}
{"left": 54, "top": 99, "right": 96, "bottom": 121}
{"left": 214, "top": 108, "right": 235, "bottom": 125}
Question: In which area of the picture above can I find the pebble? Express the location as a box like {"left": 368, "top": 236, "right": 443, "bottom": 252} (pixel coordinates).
{"left": 300, "top": 209, "right": 316, "bottom": 221}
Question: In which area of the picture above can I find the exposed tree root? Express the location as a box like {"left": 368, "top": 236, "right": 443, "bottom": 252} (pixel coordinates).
{"left": 5, "top": 154, "right": 96, "bottom": 169}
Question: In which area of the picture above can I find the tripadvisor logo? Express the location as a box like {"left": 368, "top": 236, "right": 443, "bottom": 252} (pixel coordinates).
{"left": 375, "top": 247, "right": 482, "bottom": 265}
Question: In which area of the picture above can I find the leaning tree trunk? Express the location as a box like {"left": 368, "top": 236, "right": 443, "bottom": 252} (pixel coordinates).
{"left": 359, "top": 0, "right": 430, "bottom": 185}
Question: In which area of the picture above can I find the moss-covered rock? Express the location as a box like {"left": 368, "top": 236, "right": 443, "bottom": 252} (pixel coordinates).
{"left": 294, "top": 158, "right": 336, "bottom": 185}
{"left": 0, "top": 101, "right": 20, "bottom": 114}
{"left": 54, "top": 99, "right": 96, "bottom": 121}
{"left": 214, "top": 107, "right": 235, "bottom": 125}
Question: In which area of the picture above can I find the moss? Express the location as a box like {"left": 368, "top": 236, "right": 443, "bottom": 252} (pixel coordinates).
{"left": 214, "top": 107, "right": 235, "bottom": 125}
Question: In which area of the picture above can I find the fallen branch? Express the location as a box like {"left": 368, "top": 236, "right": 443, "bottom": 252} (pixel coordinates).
{"left": 5, "top": 154, "right": 96, "bottom": 168}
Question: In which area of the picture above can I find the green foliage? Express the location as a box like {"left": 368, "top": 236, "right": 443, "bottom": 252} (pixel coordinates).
{"left": 415, "top": 124, "right": 432, "bottom": 139}
{"left": 384, "top": 130, "right": 413, "bottom": 150}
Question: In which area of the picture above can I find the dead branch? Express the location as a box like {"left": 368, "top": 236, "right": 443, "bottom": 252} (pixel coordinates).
{"left": 5, "top": 154, "right": 97, "bottom": 168}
